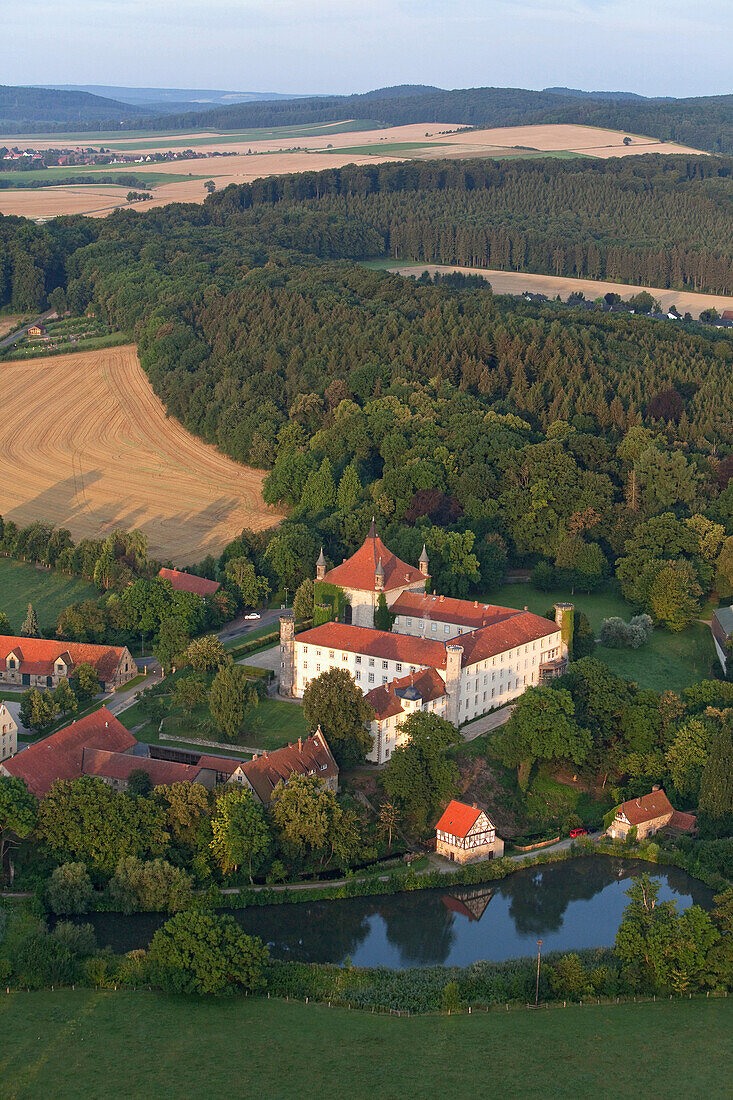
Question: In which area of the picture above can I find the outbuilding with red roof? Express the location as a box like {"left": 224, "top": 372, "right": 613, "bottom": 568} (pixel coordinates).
{"left": 435, "top": 800, "right": 504, "bottom": 864}
{"left": 158, "top": 567, "right": 221, "bottom": 598}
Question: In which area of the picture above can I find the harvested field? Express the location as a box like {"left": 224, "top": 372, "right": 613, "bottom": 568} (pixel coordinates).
{"left": 0, "top": 345, "right": 280, "bottom": 563}
{"left": 0, "top": 121, "right": 704, "bottom": 220}
{"left": 389, "top": 264, "right": 733, "bottom": 320}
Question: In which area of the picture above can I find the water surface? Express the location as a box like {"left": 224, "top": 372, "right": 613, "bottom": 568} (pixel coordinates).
{"left": 87, "top": 857, "right": 713, "bottom": 967}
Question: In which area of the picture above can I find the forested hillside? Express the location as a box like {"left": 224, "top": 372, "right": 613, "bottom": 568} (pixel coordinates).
{"left": 207, "top": 157, "right": 733, "bottom": 294}
{"left": 3, "top": 157, "right": 733, "bottom": 631}
{"left": 130, "top": 84, "right": 733, "bottom": 156}
{"left": 0, "top": 85, "right": 151, "bottom": 131}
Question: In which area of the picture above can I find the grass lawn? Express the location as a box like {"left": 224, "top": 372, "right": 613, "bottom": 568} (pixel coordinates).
{"left": 481, "top": 580, "right": 633, "bottom": 632}
{"left": 0, "top": 991, "right": 729, "bottom": 1099}
{"left": 599, "top": 621, "right": 717, "bottom": 694}
{"left": 479, "top": 580, "right": 717, "bottom": 693}
{"left": 118, "top": 694, "right": 305, "bottom": 753}
{"left": 0, "top": 558, "right": 97, "bottom": 634}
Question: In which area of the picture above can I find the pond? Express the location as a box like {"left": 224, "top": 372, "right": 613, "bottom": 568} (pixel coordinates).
{"left": 86, "top": 857, "right": 714, "bottom": 968}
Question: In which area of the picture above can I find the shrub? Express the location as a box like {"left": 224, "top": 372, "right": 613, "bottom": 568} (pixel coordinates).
{"left": 109, "top": 857, "right": 194, "bottom": 914}
{"left": 46, "top": 862, "right": 94, "bottom": 915}
{"left": 600, "top": 614, "right": 653, "bottom": 648}
{"left": 147, "top": 909, "right": 269, "bottom": 996}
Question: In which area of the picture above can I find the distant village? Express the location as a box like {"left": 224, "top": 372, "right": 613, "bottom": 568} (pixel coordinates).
{"left": 0, "top": 146, "right": 238, "bottom": 170}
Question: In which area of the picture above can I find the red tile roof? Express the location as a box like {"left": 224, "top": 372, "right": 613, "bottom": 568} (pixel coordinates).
{"left": 459, "top": 611, "right": 558, "bottom": 664}
{"left": 82, "top": 748, "right": 202, "bottom": 786}
{"left": 367, "top": 667, "right": 447, "bottom": 721}
{"left": 617, "top": 789, "right": 674, "bottom": 825}
{"left": 242, "top": 729, "right": 338, "bottom": 803}
{"left": 0, "top": 636, "right": 128, "bottom": 681}
{"left": 296, "top": 621, "right": 448, "bottom": 669}
{"left": 435, "top": 800, "right": 484, "bottom": 839}
{"left": 158, "top": 567, "right": 220, "bottom": 597}
{"left": 667, "top": 809, "right": 697, "bottom": 833}
{"left": 323, "top": 524, "right": 425, "bottom": 593}
{"left": 2, "top": 707, "right": 136, "bottom": 797}
{"left": 391, "top": 592, "right": 519, "bottom": 630}
{"left": 297, "top": 612, "right": 557, "bottom": 671}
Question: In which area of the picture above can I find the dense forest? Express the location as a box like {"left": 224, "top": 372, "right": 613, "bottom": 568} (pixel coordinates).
{"left": 208, "top": 157, "right": 733, "bottom": 294}
{"left": 3, "top": 156, "right": 733, "bottom": 632}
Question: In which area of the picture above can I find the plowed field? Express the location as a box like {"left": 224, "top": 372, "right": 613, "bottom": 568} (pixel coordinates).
{"left": 0, "top": 345, "right": 280, "bottom": 563}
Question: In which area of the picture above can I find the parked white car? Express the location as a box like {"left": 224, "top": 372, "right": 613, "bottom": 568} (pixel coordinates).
{"left": 244, "top": 612, "right": 261, "bottom": 620}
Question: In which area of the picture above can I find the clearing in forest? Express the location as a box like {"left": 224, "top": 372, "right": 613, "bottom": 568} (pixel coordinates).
{"left": 0, "top": 345, "right": 280, "bottom": 564}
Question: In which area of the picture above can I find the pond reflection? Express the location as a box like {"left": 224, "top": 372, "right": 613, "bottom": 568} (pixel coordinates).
{"left": 86, "top": 857, "right": 713, "bottom": 969}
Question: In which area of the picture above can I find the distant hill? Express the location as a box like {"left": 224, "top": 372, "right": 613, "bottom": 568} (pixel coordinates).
{"left": 0, "top": 85, "right": 151, "bottom": 131}
{"left": 36, "top": 85, "right": 311, "bottom": 107}
{"left": 543, "top": 87, "right": 655, "bottom": 102}
{"left": 130, "top": 84, "right": 733, "bottom": 156}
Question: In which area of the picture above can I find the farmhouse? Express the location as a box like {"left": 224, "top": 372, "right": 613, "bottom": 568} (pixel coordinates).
{"left": 0, "top": 636, "right": 136, "bottom": 692}
{"left": 435, "top": 800, "right": 504, "bottom": 863}
{"left": 280, "top": 525, "right": 568, "bottom": 763}
{"left": 158, "top": 566, "right": 221, "bottom": 598}
{"left": 27, "top": 324, "right": 47, "bottom": 338}
{"left": 605, "top": 787, "right": 697, "bottom": 841}
{"left": 0, "top": 702, "right": 18, "bottom": 763}
{"left": 234, "top": 729, "right": 339, "bottom": 804}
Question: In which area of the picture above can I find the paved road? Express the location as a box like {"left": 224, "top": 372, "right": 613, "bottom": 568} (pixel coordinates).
{"left": 218, "top": 608, "right": 281, "bottom": 644}
{"left": 0, "top": 310, "right": 54, "bottom": 350}
{"left": 460, "top": 705, "right": 515, "bottom": 742}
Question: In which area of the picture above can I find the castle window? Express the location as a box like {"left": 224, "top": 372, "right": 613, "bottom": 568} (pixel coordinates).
{"left": 406, "top": 619, "right": 412, "bottom": 626}
{"left": 356, "top": 656, "right": 362, "bottom": 664}
{"left": 418, "top": 621, "right": 424, "bottom": 629}
{"left": 396, "top": 663, "right": 402, "bottom": 672}
{"left": 355, "top": 671, "right": 361, "bottom": 681}
{"left": 444, "top": 625, "right": 450, "bottom": 633}
{"left": 329, "top": 651, "right": 334, "bottom": 658}
{"left": 369, "top": 658, "right": 374, "bottom": 667}
{"left": 382, "top": 660, "right": 388, "bottom": 669}
{"left": 431, "top": 623, "right": 437, "bottom": 632}
{"left": 316, "top": 664, "right": 321, "bottom": 672}
{"left": 303, "top": 661, "right": 308, "bottom": 670}
{"left": 368, "top": 673, "right": 374, "bottom": 683}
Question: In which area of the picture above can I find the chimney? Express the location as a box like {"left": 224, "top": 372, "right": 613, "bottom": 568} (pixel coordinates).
{"left": 652, "top": 784, "right": 660, "bottom": 792}
{"left": 298, "top": 737, "right": 302, "bottom": 752}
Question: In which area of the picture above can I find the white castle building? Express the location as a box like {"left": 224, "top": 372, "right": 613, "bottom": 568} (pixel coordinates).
{"left": 280, "top": 523, "right": 571, "bottom": 765}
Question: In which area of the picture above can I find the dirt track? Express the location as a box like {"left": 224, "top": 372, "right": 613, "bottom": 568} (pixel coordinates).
{"left": 0, "top": 345, "right": 280, "bottom": 563}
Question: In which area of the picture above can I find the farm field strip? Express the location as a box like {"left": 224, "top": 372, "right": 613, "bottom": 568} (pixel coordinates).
{"left": 0, "top": 345, "right": 280, "bottom": 563}
{"left": 0, "top": 122, "right": 705, "bottom": 220}
{"left": 388, "top": 264, "right": 733, "bottom": 320}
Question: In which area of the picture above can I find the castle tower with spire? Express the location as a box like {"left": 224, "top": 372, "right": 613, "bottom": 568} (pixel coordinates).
{"left": 312, "top": 520, "right": 429, "bottom": 628}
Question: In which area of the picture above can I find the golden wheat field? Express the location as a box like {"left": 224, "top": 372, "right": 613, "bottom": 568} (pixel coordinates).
{"left": 0, "top": 121, "right": 706, "bottom": 220}
{"left": 0, "top": 345, "right": 280, "bottom": 563}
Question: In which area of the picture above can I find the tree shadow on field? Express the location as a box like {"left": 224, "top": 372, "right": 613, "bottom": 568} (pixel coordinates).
{"left": 5, "top": 475, "right": 279, "bottom": 564}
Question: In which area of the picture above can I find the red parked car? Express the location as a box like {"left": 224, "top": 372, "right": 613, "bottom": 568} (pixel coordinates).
{"left": 569, "top": 827, "right": 588, "bottom": 838}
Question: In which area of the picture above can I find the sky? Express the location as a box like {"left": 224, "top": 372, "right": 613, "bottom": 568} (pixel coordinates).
{"left": 4, "top": 0, "right": 732, "bottom": 99}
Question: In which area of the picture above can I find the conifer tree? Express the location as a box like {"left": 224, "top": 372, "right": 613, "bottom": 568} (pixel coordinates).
{"left": 21, "top": 603, "right": 39, "bottom": 638}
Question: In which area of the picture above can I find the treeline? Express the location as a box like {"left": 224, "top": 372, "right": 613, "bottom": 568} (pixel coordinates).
{"left": 208, "top": 157, "right": 733, "bottom": 294}
{"left": 123, "top": 85, "right": 733, "bottom": 156}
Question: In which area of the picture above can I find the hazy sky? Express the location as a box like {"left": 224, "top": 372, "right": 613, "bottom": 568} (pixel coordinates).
{"left": 5, "top": 0, "right": 732, "bottom": 98}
